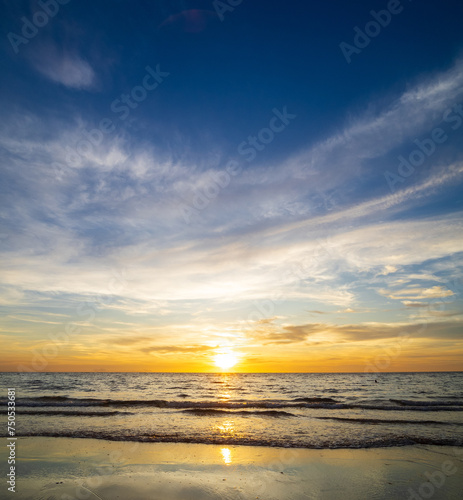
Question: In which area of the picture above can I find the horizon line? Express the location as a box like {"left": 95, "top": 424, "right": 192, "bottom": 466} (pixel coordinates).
{"left": 2, "top": 370, "right": 462, "bottom": 374}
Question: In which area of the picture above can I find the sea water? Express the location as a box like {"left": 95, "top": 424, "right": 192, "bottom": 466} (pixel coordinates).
{"left": 1, "top": 372, "right": 462, "bottom": 448}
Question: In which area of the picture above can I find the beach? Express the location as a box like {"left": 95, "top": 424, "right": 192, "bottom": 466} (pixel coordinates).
{"left": 2, "top": 372, "right": 463, "bottom": 498}
{"left": 2, "top": 437, "right": 463, "bottom": 499}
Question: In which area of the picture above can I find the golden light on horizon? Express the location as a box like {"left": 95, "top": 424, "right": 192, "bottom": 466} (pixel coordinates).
{"left": 214, "top": 348, "right": 238, "bottom": 371}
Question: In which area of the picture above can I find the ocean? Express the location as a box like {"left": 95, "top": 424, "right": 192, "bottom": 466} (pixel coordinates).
{"left": 2, "top": 372, "right": 463, "bottom": 449}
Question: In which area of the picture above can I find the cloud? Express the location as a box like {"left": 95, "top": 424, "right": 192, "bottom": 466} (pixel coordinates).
{"left": 427, "top": 310, "right": 463, "bottom": 318}
{"left": 377, "top": 265, "right": 398, "bottom": 276}
{"left": 238, "top": 59, "right": 463, "bottom": 211}
{"left": 380, "top": 286, "right": 455, "bottom": 300}
{"left": 1, "top": 57, "right": 463, "bottom": 339}
{"left": 140, "top": 345, "right": 215, "bottom": 355}
{"left": 29, "top": 44, "right": 96, "bottom": 89}
{"left": 254, "top": 320, "right": 463, "bottom": 345}
{"left": 110, "top": 336, "right": 154, "bottom": 346}
{"left": 5, "top": 315, "right": 62, "bottom": 325}
{"left": 402, "top": 301, "right": 430, "bottom": 308}
{"left": 253, "top": 324, "right": 320, "bottom": 345}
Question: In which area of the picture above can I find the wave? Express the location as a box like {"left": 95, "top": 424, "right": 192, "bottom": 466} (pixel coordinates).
{"left": 4, "top": 396, "right": 463, "bottom": 412}
{"left": 36, "top": 396, "right": 70, "bottom": 401}
{"left": 293, "top": 397, "right": 337, "bottom": 403}
{"left": 389, "top": 399, "right": 463, "bottom": 407}
{"left": 4, "top": 430, "right": 463, "bottom": 449}
{"left": 181, "top": 409, "right": 295, "bottom": 417}
{"left": 348, "top": 404, "right": 463, "bottom": 412}
{"left": 0, "top": 410, "right": 130, "bottom": 417}
{"left": 315, "top": 416, "right": 463, "bottom": 426}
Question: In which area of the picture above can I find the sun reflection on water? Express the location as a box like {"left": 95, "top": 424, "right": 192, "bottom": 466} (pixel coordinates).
{"left": 220, "top": 447, "right": 232, "bottom": 465}
{"left": 217, "top": 420, "right": 235, "bottom": 436}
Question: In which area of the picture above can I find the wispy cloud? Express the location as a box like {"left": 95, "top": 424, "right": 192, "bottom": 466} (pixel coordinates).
{"left": 402, "top": 301, "right": 430, "bottom": 308}
{"left": 1, "top": 56, "right": 463, "bottom": 362}
{"left": 140, "top": 345, "right": 215, "bottom": 355}
{"left": 252, "top": 320, "right": 463, "bottom": 345}
{"left": 380, "top": 286, "right": 454, "bottom": 301}
{"left": 29, "top": 44, "right": 96, "bottom": 89}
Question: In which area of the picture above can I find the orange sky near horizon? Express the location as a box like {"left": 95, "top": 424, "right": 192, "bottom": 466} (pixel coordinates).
{"left": 2, "top": 333, "right": 462, "bottom": 373}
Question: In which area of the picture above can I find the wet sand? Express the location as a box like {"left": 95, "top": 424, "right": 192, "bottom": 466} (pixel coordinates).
{"left": 2, "top": 437, "right": 463, "bottom": 499}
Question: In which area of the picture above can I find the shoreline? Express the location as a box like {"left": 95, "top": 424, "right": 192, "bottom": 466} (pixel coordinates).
{"left": 3, "top": 432, "right": 462, "bottom": 450}
{"left": 1, "top": 437, "right": 462, "bottom": 499}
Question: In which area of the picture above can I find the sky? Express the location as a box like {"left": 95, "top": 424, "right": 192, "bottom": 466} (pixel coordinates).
{"left": 1, "top": 0, "right": 463, "bottom": 372}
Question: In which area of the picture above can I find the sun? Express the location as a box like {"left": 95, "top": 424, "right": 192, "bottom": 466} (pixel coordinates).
{"left": 214, "top": 349, "right": 238, "bottom": 371}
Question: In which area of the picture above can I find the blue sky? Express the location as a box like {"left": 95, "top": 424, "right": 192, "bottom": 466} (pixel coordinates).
{"left": 1, "top": 0, "right": 463, "bottom": 371}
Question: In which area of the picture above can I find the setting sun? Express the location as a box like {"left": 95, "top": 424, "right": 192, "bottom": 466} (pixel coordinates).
{"left": 214, "top": 349, "right": 238, "bottom": 370}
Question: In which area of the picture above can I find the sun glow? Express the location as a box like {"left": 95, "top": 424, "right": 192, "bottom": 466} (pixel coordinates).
{"left": 214, "top": 349, "right": 238, "bottom": 370}
{"left": 220, "top": 447, "right": 232, "bottom": 465}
